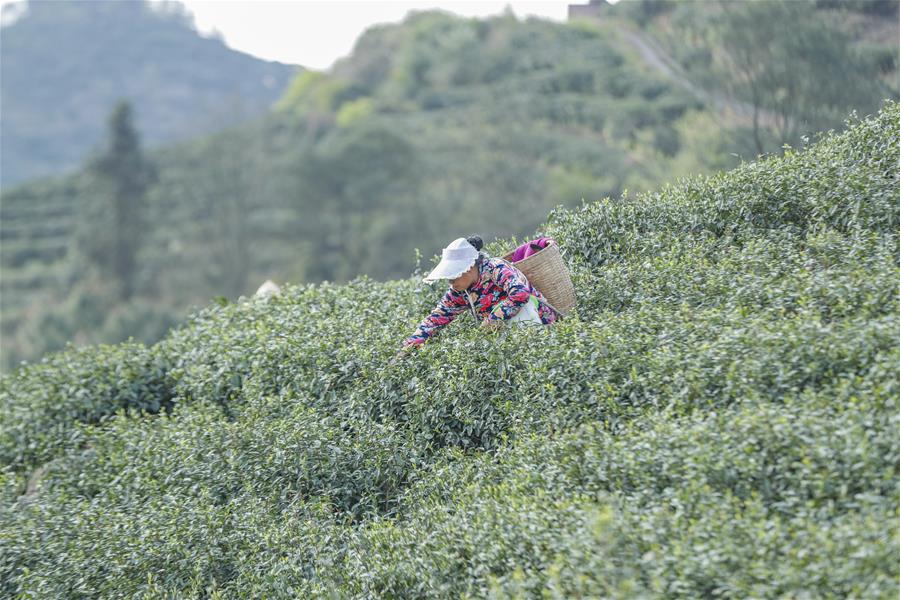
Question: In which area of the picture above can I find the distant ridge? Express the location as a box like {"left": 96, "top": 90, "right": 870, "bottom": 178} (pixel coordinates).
{"left": 0, "top": 0, "right": 300, "bottom": 187}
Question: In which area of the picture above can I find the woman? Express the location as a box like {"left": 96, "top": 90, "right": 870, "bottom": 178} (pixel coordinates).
{"left": 399, "top": 235, "right": 559, "bottom": 353}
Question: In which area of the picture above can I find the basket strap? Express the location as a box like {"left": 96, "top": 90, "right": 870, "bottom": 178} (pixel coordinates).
{"left": 465, "top": 290, "right": 479, "bottom": 324}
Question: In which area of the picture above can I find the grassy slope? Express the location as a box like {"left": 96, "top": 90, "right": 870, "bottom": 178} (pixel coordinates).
{"left": 0, "top": 101, "right": 897, "bottom": 597}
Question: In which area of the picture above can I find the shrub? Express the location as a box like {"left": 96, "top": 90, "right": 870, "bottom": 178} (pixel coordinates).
{"left": 0, "top": 342, "right": 172, "bottom": 471}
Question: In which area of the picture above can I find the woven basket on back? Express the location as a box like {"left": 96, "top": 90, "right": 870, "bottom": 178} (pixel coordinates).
{"left": 502, "top": 240, "right": 576, "bottom": 316}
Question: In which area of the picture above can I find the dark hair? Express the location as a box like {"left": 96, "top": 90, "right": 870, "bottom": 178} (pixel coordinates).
{"left": 466, "top": 235, "right": 483, "bottom": 251}
{"left": 466, "top": 235, "right": 485, "bottom": 270}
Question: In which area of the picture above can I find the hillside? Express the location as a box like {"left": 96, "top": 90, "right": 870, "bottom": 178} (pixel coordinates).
{"left": 0, "top": 10, "right": 709, "bottom": 371}
{"left": 1, "top": 101, "right": 897, "bottom": 597}
{"left": 1, "top": 4, "right": 894, "bottom": 372}
{"left": 611, "top": 0, "right": 899, "bottom": 150}
{"left": 0, "top": 0, "right": 298, "bottom": 187}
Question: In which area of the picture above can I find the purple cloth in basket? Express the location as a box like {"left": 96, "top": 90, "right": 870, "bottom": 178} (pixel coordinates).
{"left": 511, "top": 237, "right": 553, "bottom": 262}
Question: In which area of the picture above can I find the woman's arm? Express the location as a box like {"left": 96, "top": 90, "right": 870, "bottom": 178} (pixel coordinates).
{"left": 403, "top": 288, "right": 469, "bottom": 347}
{"left": 485, "top": 261, "right": 532, "bottom": 322}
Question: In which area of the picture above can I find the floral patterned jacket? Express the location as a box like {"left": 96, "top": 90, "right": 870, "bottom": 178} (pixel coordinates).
{"left": 403, "top": 255, "right": 559, "bottom": 347}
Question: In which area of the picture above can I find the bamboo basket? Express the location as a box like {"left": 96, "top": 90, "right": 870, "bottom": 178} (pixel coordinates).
{"left": 502, "top": 240, "right": 576, "bottom": 316}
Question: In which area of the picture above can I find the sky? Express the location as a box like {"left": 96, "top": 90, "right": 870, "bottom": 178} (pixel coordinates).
{"left": 1, "top": 1, "right": 580, "bottom": 69}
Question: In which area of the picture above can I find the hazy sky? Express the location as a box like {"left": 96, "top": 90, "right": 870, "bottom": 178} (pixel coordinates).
{"left": 1, "top": 1, "right": 578, "bottom": 69}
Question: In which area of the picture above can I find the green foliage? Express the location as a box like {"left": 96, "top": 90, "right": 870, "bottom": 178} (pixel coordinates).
{"left": 713, "top": 0, "right": 885, "bottom": 153}
{"left": 817, "top": 0, "right": 900, "bottom": 17}
{"left": 0, "top": 102, "right": 897, "bottom": 598}
{"left": 0, "top": 342, "right": 173, "bottom": 471}
{"left": 77, "top": 101, "right": 156, "bottom": 301}
{"left": 275, "top": 70, "right": 360, "bottom": 117}
{"left": 336, "top": 97, "right": 376, "bottom": 128}
{"left": 630, "top": 0, "right": 898, "bottom": 155}
{"left": 294, "top": 123, "right": 423, "bottom": 281}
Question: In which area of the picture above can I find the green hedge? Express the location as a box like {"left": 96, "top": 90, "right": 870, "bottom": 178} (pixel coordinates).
{"left": 0, "top": 342, "right": 173, "bottom": 471}
{"left": 0, "top": 102, "right": 897, "bottom": 598}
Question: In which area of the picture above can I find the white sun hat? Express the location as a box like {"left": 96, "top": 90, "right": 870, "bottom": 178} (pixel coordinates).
{"left": 423, "top": 237, "right": 479, "bottom": 282}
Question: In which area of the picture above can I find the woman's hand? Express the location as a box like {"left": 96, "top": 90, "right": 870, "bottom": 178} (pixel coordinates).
{"left": 392, "top": 345, "right": 416, "bottom": 363}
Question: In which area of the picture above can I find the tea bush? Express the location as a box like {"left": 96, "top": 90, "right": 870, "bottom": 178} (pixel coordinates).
{"left": 0, "top": 342, "right": 173, "bottom": 471}
{"left": 0, "top": 102, "right": 897, "bottom": 598}
{"left": 316, "top": 394, "right": 897, "bottom": 598}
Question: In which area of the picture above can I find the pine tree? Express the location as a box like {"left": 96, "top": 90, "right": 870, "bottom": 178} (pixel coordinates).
{"left": 78, "top": 100, "right": 155, "bottom": 301}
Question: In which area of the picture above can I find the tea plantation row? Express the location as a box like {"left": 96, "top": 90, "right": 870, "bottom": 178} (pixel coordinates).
{"left": 0, "top": 102, "right": 897, "bottom": 597}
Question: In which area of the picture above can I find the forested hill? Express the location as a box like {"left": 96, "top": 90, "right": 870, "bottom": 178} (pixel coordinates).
{"left": 0, "top": 0, "right": 299, "bottom": 187}
{"left": 1, "top": 102, "right": 897, "bottom": 598}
